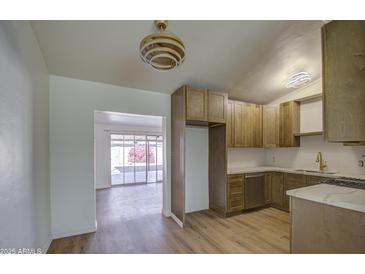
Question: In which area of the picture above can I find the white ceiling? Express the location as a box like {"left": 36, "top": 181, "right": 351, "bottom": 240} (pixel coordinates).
{"left": 94, "top": 111, "right": 162, "bottom": 128}
{"left": 31, "top": 20, "right": 324, "bottom": 104}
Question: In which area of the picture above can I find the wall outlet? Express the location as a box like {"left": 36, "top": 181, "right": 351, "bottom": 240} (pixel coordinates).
{"left": 272, "top": 155, "right": 276, "bottom": 163}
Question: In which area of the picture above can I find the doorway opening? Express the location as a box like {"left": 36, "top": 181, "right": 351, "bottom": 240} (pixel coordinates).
{"left": 110, "top": 134, "right": 164, "bottom": 186}
{"left": 94, "top": 111, "right": 166, "bottom": 231}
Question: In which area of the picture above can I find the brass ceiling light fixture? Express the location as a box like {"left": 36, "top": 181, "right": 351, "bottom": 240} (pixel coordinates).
{"left": 139, "top": 20, "right": 185, "bottom": 71}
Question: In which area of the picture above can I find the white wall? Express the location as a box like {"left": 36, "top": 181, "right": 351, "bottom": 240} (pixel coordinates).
{"left": 185, "top": 128, "right": 209, "bottom": 213}
{"left": 50, "top": 76, "right": 171, "bottom": 238}
{"left": 0, "top": 21, "right": 51, "bottom": 251}
{"left": 94, "top": 122, "right": 162, "bottom": 189}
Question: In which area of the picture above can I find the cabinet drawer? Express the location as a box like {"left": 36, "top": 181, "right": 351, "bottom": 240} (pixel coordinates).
{"left": 306, "top": 176, "right": 329, "bottom": 186}
{"left": 286, "top": 173, "right": 306, "bottom": 184}
{"left": 228, "top": 174, "right": 243, "bottom": 182}
{"left": 227, "top": 193, "right": 243, "bottom": 212}
{"left": 228, "top": 184, "right": 243, "bottom": 195}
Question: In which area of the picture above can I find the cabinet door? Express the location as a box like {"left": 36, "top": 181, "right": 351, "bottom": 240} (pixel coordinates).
{"left": 242, "top": 103, "right": 254, "bottom": 147}
{"left": 271, "top": 172, "right": 284, "bottom": 209}
{"left": 283, "top": 173, "right": 306, "bottom": 211}
{"left": 322, "top": 21, "right": 365, "bottom": 143}
{"left": 233, "top": 101, "right": 244, "bottom": 146}
{"left": 208, "top": 91, "right": 228, "bottom": 123}
{"left": 227, "top": 175, "right": 244, "bottom": 212}
{"left": 279, "top": 101, "right": 300, "bottom": 147}
{"left": 264, "top": 172, "right": 272, "bottom": 204}
{"left": 185, "top": 86, "right": 208, "bottom": 121}
{"left": 252, "top": 104, "right": 263, "bottom": 147}
{"left": 263, "top": 105, "right": 279, "bottom": 148}
{"left": 226, "top": 100, "right": 234, "bottom": 147}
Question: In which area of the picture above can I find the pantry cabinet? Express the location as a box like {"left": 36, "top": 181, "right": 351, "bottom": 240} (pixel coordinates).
{"left": 185, "top": 86, "right": 208, "bottom": 122}
{"left": 279, "top": 101, "right": 300, "bottom": 147}
{"left": 208, "top": 91, "right": 228, "bottom": 124}
{"left": 226, "top": 100, "right": 234, "bottom": 147}
{"left": 322, "top": 20, "right": 365, "bottom": 144}
{"left": 263, "top": 105, "right": 279, "bottom": 148}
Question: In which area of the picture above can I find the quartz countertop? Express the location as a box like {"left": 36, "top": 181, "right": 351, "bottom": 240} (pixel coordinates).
{"left": 287, "top": 184, "right": 365, "bottom": 213}
{"left": 227, "top": 166, "right": 365, "bottom": 180}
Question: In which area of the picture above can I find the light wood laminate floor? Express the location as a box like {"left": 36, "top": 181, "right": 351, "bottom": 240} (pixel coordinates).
{"left": 48, "top": 183, "right": 289, "bottom": 253}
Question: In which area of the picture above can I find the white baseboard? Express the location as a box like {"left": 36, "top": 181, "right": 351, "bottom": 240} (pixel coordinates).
{"left": 162, "top": 208, "right": 171, "bottom": 217}
{"left": 170, "top": 213, "right": 183, "bottom": 228}
{"left": 52, "top": 225, "right": 97, "bottom": 239}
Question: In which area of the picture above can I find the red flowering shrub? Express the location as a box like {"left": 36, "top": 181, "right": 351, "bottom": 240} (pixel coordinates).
{"left": 128, "top": 145, "right": 155, "bottom": 163}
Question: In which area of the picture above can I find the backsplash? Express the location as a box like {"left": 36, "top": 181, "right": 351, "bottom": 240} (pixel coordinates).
{"left": 265, "top": 135, "right": 365, "bottom": 175}
{"left": 227, "top": 148, "right": 266, "bottom": 169}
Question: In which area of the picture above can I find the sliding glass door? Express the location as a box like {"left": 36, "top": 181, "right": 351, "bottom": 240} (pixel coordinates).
{"left": 110, "top": 134, "right": 163, "bottom": 186}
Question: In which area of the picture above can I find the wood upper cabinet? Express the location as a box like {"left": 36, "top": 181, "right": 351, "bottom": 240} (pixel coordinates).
{"left": 226, "top": 100, "right": 234, "bottom": 147}
{"left": 322, "top": 21, "right": 365, "bottom": 143}
{"left": 185, "top": 86, "right": 208, "bottom": 121}
{"left": 263, "top": 105, "right": 279, "bottom": 148}
{"left": 208, "top": 91, "right": 228, "bottom": 123}
{"left": 233, "top": 101, "right": 245, "bottom": 146}
{"left": 252, "top": 104, "right": 263, "bottom": 147}
{"left": 271, "top": 172, "right": 284, "bottom": 210}
{"left": 233, "top": 101, "right": 262, "bottom": 147}
{"left": 279, "top": 101, "right": 300, "bottom": 147}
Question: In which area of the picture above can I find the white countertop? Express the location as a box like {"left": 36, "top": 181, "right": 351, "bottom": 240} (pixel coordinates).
{"left": 227, "top": 166, "right": 365, "bottom": 180}
{"left": 287, "top": 184, "right": 365, "bottom": 213}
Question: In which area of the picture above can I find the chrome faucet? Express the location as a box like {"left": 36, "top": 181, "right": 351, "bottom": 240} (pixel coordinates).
{"left": 316, "top": 152, "right": 327, "bottom": 172}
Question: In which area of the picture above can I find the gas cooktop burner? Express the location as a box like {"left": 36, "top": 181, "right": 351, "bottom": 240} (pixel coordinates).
{"left": 323, "top": 177, "right": 365, "bottom": 190}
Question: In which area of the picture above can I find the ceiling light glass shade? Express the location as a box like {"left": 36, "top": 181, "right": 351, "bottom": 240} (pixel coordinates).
{"left": 286, "top": 72, "right": 312, "bottom": 88}
{"left": 140, "top": 20, "right": 185, "bottom": 71}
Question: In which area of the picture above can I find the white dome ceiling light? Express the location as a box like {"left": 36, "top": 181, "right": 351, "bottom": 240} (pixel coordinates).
{"left": 286, "top": 71, "right": 312, "bottom": 88}
{"left": 139, "top": 20, "right": 185, "bottom": 71}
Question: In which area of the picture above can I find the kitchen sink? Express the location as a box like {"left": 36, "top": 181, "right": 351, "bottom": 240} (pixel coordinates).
{"left": 294, "top": 169, "right": 337, "bottom": 175}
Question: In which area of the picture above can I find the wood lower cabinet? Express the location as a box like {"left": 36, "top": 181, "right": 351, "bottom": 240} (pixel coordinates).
{"left": 263, "top": 105, "right": 279, "bottom": 148}
{"left": 306, "top": 175, "right": 329, "bottom": 186}
{"left": 279, "top": 101, "right": 300, "bottom": 147}
{"left": 271, "top": 172, "right": 284, "bottom": 209}
{"left": 264, "top": 172, "right": 272, "bottom": 204}
{"left": 208, "top": 91, "right": 228, "bottom": 123}
{"left": 322, "top": 20, "right": 365, "bottom": 144}
{"left": 185, "top": 86, "right": 208, "bottom": 122}
{"left": 227, "top": 174, "right": 244, "bottom": 213}
{"left": 226, "top": 100, "right": 234, "bottom": 147}
{"left": 283, "top": 173, "right": 306, "bottom": 211}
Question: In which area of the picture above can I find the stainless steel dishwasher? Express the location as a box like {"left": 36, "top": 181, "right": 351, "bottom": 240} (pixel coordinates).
{"left": 244, "top": 173, "right": 265, "bottom": 209}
